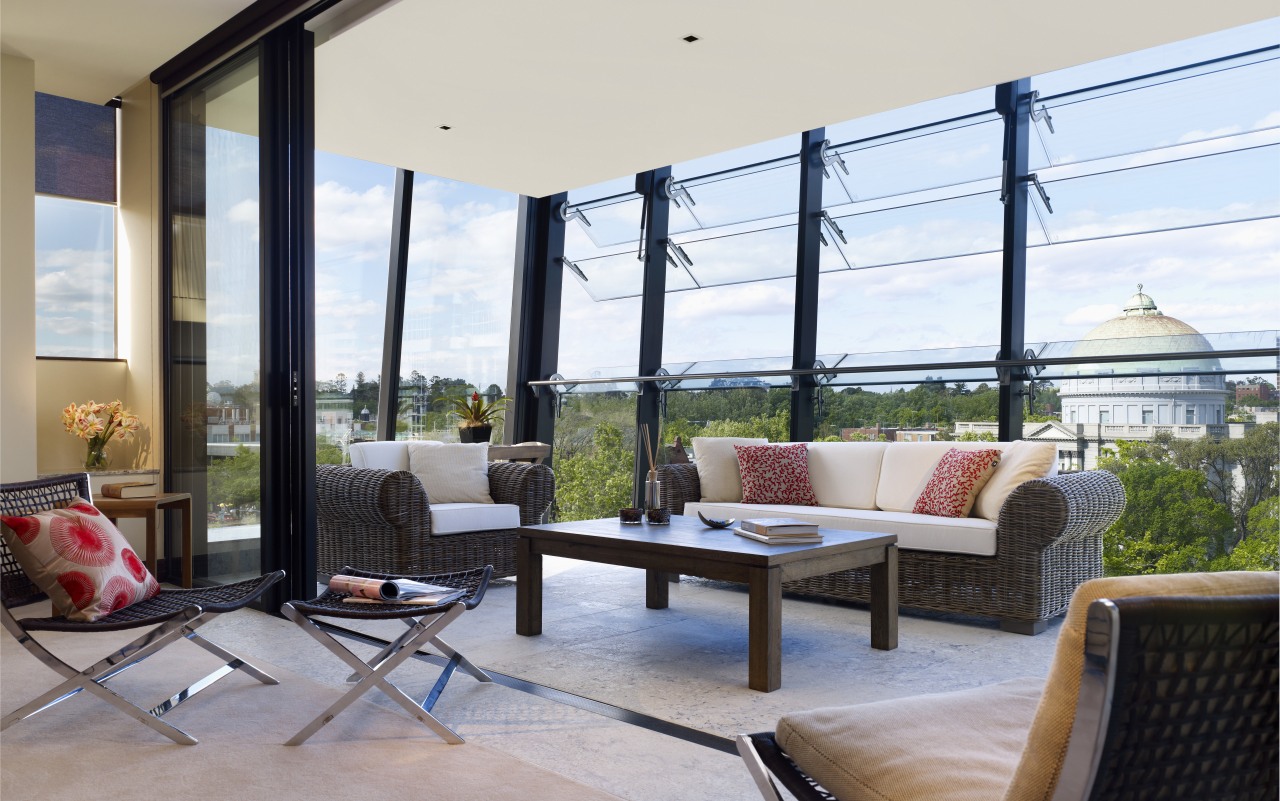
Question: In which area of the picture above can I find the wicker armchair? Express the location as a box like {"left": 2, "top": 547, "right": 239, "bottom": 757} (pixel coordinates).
{"left": 658, "top": 463, "right": 1126, "bottom": 633}
{"left": 315, "top": 461, "right": 554, "bottom": 578}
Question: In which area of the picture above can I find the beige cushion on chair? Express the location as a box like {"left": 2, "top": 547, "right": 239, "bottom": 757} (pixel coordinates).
{"left": 777, "top": 677, "right": 1044, "bottom": 801}
{"left": 408, "top": 442, "right": 494, "bottom": 504}
{"left": 1001, "top": 570, "right": 1280, "bottom": 801}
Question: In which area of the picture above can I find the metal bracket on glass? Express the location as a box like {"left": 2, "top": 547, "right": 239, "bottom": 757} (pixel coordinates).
{"left": 995, "top": 349, "right": 1042, "bottom": 386}
{"left": 819, "top": 139, "right": 849, "bottom": 179}
{"left": 544, "top": 373, "right": 575, "bottom": 418}
{"left": 660, "top": 176, "right": 696, "bottom": 209}
{"left": 557, "top": 200, "right": 592, "bottom": 227}
{"left": 1028, "top": 91, "right": 1055, "bottom": 134}
{"left": 559, "top": 256, "right": 588, "bottom": 282}
{"left": 665, "top": 240, "right": 693, "bottom": 270}
{"left": 1026, "top": 173, "right": 1053, "bottom": 213}
{"left": 818, "top": 211, "right": 848, "bottom": 247}
{"left": 654, "top": 367, "right": 681, "bottom": 392}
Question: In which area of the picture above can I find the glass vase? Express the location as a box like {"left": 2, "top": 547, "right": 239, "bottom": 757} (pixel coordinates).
{"left": 84, "top": 441, "right": 108, "bottom": 471}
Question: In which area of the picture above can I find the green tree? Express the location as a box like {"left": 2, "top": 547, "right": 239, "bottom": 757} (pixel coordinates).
{"left": 1220, "top": 496, "right": 1279, "bottom": 570}
{"left": 316, "top": 434, "right": 344, "bottom": 464}
{"left": 1102, "top": 461, "right": 1233, "bottom": 575}
{"left": 207, "top": 445, "right": 261, "bottom": 519}
{"left": 554, "top": 423, "right": 635, "bottom": 521}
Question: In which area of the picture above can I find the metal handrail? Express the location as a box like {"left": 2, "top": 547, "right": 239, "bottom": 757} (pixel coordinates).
{"left": 528, "top": 346, "right": 1279, "bottom": 388}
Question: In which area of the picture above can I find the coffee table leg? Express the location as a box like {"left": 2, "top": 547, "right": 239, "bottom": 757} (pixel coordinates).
{"left": 516, "top": 536, "right": 542, "bottom": 636}
{"left": 646, "top": 570, "right": 669, "bottom": 609}
{"left": 747, "top": 566, "right": 782, "bottom": 692}
{"left": 870, "top": 544, "right": 898, "bottom": 650}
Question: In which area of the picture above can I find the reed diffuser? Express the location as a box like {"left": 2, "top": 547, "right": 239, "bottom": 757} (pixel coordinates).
{"left": 641, "top": 425, "right": 670, "bottom": 523}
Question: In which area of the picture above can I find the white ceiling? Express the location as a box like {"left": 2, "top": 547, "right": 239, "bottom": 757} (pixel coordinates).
{"left": 4, "top": 1, "right": 1275, "bottom": 197}
{"left": 0, "top": 0, "right": 258, "bottom": 101}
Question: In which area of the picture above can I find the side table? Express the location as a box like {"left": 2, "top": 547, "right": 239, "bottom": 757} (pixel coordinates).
{"left": 92, "top": 492, "right": 193, "bottom": 588}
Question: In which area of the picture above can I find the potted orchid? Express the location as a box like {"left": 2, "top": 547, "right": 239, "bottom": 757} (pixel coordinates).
{"left": 62, "top": 400, "right": 140, "bottom": 470}
{"left": 444, "top": 391, "right": 507, "bottom": 444}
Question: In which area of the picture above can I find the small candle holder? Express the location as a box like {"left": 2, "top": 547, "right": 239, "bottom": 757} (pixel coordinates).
{"left": 646, "top": 507, "right": 671, "bottom": 525}
{"left": 619, "top": 507, "right": 644, "bottom": 525}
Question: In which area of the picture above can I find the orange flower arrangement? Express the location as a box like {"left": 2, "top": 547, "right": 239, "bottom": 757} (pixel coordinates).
{"left": 61, "top": 400, "right": 140, "bottom": 470}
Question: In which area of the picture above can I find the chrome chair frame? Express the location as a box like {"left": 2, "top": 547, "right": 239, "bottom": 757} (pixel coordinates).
{"left": 282, "top": 565, "right": 493, "bottom": 745}
{"left": 1, "top": 473, "right": 284, "bottom": 745}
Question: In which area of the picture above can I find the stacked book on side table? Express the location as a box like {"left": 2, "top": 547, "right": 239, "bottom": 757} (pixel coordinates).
{"left": 100, "top": 481, "right": 158, "bottom": 498}
{"left": 734, "top": 518, "right": 823, "bottom": 545}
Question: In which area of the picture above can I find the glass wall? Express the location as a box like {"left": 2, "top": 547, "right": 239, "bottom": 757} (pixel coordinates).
{"left": 312, "top": 153, "right": 393, "bottom": 461}
{"left": 535, "top": 20, "right": 1278, "bottom": 572}
{"left": 166, "top": 53, "right": 264, "bottom": 584}
{"left": 662, "top": 137, "right": 800, "bottom": 366}
{"left": 396, "top": 174, "right": 519, "bottom": 442}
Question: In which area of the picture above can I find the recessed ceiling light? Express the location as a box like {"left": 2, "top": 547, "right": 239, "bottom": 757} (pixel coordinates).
{"left": 438, "top": 125, "right": 452, "bottom": 131}
{"left": 683, "top": 35, "right": 700, "bottom": 43}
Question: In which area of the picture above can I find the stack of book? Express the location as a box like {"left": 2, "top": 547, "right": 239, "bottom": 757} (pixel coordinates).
{"left": 734, "top": 518, "right": 823, "bottom": 545}
{"left": 100, "top": 481, "right": 158, "bottom": 498}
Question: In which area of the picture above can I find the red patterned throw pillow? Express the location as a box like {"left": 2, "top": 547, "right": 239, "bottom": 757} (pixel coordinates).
{"left": 913, "top": 448, "right": 1002, "bottom": 518}
{"left": 0, "top": 502, "right": 160, "bottom": 622}
{"left": 734, "top": 443, "right": 819, "bottom": 506}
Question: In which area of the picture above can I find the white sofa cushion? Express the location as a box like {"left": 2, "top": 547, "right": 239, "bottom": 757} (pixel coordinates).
{"left": 408, "top": 442, "right": 494, "bottom": 504}
{"left": 430, "top": 502, "right": 520, "bottom": 536}
{"left": 805, "top": 442, "right": 888, "bottom": 510}
{"left": 350, "top": 440, "right": 437, "bottom": 471}
{"left": 973, "top": 441, "right": 1057, "bottom": 521}
{"left": 684, "top": 502, "right": 999, "bottom": 556}
{"left": 691, "top": 437, "right": 767, "bottom": 502}
{"left": 875, "top": 441, "right": 1015, "bottom": 512}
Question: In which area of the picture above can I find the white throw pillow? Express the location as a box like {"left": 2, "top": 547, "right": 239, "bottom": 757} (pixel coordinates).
{"left": 691, "top": 437, "right": 767, "bottom": 502}
{"left": 408, "top": 442, "right": 494, "bottom": 504}
{"left": 972, "top": 440, "right": 1057, "bottom": 521}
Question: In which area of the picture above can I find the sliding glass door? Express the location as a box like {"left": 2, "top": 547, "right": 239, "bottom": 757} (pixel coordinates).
{"left": 166, "top": 52, "right": 266, "bottom": 586}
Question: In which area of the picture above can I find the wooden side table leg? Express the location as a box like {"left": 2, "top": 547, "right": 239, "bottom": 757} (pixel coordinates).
{"left": 747, "top": 566, "right": 782, "bottom": 692}
{"left": 179, "top": 497, "right": 193, "bottom": 588}
{"left": 144, "top": 512, "right": 158, "bottom": 580}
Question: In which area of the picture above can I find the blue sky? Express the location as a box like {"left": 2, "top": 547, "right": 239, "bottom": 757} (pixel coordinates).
{"left": 34, "top": 19, "right": 1280, "bottom": 391}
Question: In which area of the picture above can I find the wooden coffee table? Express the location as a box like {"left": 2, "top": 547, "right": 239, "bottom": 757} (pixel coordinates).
{"left": 516, "top": 515, "right": 897, "bottom": 692}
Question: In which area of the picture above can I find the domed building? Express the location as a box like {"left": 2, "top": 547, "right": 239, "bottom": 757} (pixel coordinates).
{"left": 1058, "top": 286, "right": 1227, "bottom": 428}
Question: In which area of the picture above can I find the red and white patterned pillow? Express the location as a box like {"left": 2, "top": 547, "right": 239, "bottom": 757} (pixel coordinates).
{"left": 913, "top": 448, "right": 1002, "bottom": 518}
{"left": 0, "top": 502, "right": 160, "bottom": 622}
{"left": 734, "top": 443, "right": 819, "bottom": 506}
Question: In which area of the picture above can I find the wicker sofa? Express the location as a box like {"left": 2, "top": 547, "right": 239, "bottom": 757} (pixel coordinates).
{"left": 315, "top": 444, "right": 554, "bottom": 578}
{"left": 659, "top": 440, "right": 1126, "bottom": 634}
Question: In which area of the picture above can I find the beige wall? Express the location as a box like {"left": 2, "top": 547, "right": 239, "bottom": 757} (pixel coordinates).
{"left": 0, "top": 55, "right": 38, "bottom": 482}
{"left": 2, "top": 65, "right": 163, "bottom": 479}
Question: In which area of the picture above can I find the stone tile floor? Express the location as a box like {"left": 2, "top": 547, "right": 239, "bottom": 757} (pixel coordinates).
{"left": 208, "top": 557, "right": 1064, "bottom": 801}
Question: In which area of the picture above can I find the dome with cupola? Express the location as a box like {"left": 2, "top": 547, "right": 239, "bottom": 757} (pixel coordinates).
{"left": 1058, "top": 286, "right": 1226, "bottom": 428}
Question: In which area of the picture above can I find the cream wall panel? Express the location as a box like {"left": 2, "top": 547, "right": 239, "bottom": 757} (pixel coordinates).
{"left": 36, "top": 359, "right": 133, "bottom": 474}
{"left": 119, "top": 78, "right": 162, "bottom": 475}
{"left": 0, "top": 55, "right": 38, "bottom": 482}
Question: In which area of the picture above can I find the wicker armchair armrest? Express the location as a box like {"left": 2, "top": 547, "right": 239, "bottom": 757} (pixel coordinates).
{"left": 488, "top": 461, "right": 555, "bottom": 526}
{"left": 316, "top": 464, "right": 431, "bottom": 527}
{"left": 315, "top": 465, "right": 433, "bottom": 576}
{"left": 656, "top": 463, "right": 701, "bottom": 514}
{"left": 997, "top": 470, "right": 1126, "bottom": 551}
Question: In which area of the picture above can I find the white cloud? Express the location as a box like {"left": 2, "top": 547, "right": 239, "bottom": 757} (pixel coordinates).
{"left": 227, "top": 199, "right": 259, "bottom": 225}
